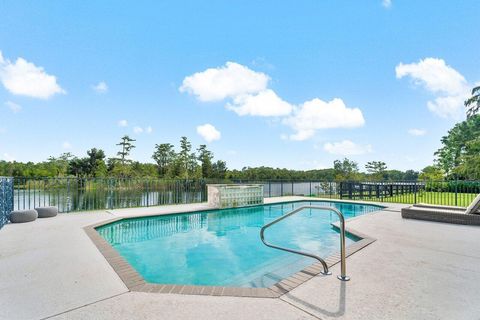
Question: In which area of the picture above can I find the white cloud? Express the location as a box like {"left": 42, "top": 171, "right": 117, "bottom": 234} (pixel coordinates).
{"left": 5, "top": 101, "right": 21, "bottom": 113}
{"left": 118, "top": 120, "right": 128, "bottom": 127}
{"left": 323, "top": 140, "right": 373, "bottom": 156}
{"left": 146, "top": 126, "right": 153, "bottom": 133}
{"left": 396, "top": 58, "right": 470, "bottom": 118}
{"left": 62, "top": 141, "right": 72, "bottom": 149}
{"left": 133, "top": 126, "right": 144, "bottom": 134}
{"left": 92, "top": 81, "right": 108, "bottom": 93}
{"left": 180, "top": 61, "right": 269, "bottom": 102}
{"left": 226, "top": 89, "right": 293, "bottom": 117}
{"left": 408, "top": 128, "right": 427, "bottom": 136}
{"left": 283, "top": 98, "right": 365, "bottom": 141}
{"left": 196, "top": 124, "right": 221, "bottom": 142}
{"left": 2, "top": 153, "right": 15, "bottom": 162}
{"left": 181, "top": 62, "right": 366, "bottom": 141}
{"left": 382, "top": 0, "right": 392, "bottom": 8}
{"left": 427, "top": 95, "right": 467, "bottom": 119}
{"left": 396, "top": 58, "right": 467, "bottom": 95}
{"left": 0, "top": 50, "right": 65, "bottom": 99}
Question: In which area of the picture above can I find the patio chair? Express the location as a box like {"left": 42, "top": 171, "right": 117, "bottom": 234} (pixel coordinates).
{"left": 401, "top": 193, "right": 480, "bottom": 226}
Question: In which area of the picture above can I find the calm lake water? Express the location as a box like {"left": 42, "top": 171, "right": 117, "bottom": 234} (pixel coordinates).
{"left": 13, "top": 182, "right": 338, "bottom": 212}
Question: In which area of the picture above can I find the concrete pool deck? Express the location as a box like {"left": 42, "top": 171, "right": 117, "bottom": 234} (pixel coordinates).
{"left": 1, "top": 197, "right": 479, "bottom": 319}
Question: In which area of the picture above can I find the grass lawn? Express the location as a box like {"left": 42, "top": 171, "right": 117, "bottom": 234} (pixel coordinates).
{"left": 309, "top": 192, "right": 477, "bottom": 207}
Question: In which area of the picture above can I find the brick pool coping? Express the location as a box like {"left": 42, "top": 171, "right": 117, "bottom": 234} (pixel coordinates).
{"left": 84, "top": 214, "right": 376, "bottom": 298}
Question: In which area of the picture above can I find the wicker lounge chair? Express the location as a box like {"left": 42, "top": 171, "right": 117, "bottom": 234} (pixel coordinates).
{"left": 401, "top": 194, "right": 480, "bottom": 226}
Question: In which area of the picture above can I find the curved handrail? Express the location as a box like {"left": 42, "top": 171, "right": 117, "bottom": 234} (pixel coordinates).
{"left": 260, "top": 205, "right": 350, "bottom": 281}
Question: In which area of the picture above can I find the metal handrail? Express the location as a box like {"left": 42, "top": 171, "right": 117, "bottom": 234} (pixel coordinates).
{"left": 260, "top": 205, "right": 350, "bottom": 281}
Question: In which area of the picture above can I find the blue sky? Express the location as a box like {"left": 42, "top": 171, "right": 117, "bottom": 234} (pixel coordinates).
{"left": 0, "top": 1, "right": 478, "bottom": 171}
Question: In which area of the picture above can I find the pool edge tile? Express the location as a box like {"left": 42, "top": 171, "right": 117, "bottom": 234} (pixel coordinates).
{"left": 83, "top": 209, "right": 377, "bottom": 298}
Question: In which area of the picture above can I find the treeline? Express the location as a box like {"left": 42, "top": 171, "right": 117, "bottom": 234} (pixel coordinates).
{"left": 0, "top": 136, "right": 227, "bottom": 179}
{"left": 227, "top": 159, "right": 419, "bottom": 181}
{"left": 0, "top": 156, "right": 421, "bottom": 181}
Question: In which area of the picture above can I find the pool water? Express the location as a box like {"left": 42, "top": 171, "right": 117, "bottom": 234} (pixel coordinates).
{"left": 97, "top": 201, "right": 383, "bottom": 288}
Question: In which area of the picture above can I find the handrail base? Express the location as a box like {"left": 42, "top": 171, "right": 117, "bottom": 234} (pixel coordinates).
{"left": 337, "top": 275, "right": 350, "bottom": 281}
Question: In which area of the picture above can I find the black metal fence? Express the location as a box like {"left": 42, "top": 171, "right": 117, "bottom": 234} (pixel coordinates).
{"left": 13, "top": 177, "right": 225, "bottom": 213}
{"left": 1, "top": 177, "right": 14, "bottom": 229}
{"left": 234, "top": 180, "right": 480, "bottom": 207}
{"left": 11, "top": 177, "right": 480, "bottom": 214}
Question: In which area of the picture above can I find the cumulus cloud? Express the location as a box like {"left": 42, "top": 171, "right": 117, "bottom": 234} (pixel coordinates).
{"left": 133, "top": 126, "right": 144, "bottom": 134}
{"left": 324, "top": 140, "right": 372, "bottom": 156}
{"left": 0, "top": 51, "right": 65, "bottom": 99}
{"left": 427, "top": 95, "right": 467, "bottom": 119}
{"left": 226, "top": 89, "right": 293, "bottom": 117}
{"left": 382, "top": 0, "right": 392, "bottom": 8}
{"left": 62, "top": 141, "right": 72, "bottom": 149}
{"left": 396, "top": 58, "right": 470, "bottom": 118}
{"left": 5, "top": 101, "right": 21, "bottom": 113}
{"left": 92, "top": 81, "right": 108, "bottom": 93}
{"left": 180, "top": 61, "right": 269, "bottom": 102}
{"left": 408, "top": 128, "right": 427, "bottom": 136}
{"left": 283, "top": 98, "right": 365, "bottom": 141}
{"left": 196, "top": 124, "right": 221, "bottom": 142}
{"left": 118, "top": 120, "right": 128, "bottom": 127}
{"left": 181, "top": 62, "right": 366, "bottom": 141}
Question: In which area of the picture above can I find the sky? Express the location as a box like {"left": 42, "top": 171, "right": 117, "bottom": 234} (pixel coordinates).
{"left": 0, "top": 1, "right": 478, "bottom": 171}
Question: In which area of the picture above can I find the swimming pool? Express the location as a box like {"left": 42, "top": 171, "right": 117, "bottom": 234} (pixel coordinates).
{"left": 97, "top": 200, "right": 383, "bottom": 288}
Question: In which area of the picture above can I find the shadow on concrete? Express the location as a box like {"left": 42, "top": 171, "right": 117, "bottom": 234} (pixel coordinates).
{"left": 283, "top": 280, "right": 346, "bottom": 318}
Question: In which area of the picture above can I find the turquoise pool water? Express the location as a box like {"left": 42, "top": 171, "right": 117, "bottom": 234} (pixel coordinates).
{"left": 97, "top": 200, "right": 383, "bottom": 288}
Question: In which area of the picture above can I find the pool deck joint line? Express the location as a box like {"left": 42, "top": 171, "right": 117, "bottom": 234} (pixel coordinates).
{"left": 84, "top": 206, "right": 377, "bottom": 299}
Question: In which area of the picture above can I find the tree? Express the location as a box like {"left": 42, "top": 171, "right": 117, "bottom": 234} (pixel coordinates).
{"left": 454, "top": 137, "right": 480, "bottom": 179}
{"left": 86, "top": 148, "right": 106, "bottom": 177}
{"left": 419, "top": 165, "right": 444, "bottom": 181}
{"left": 365, "top": 161, "right": 387, "bottom": 174}
{"left": 435, "top": 115, "right": 480, "bottom": 178}
{"left": 212, "top": 160, "right": 227, "bottom": 179}
{"left": 333, "top": 158, "right": 360, "bottom": 181}
{"left": 365, "top": 161, "right": 387, "bottom": 181}
{"left": 188, "top": 152, "right": 199, "bottom": 178}
{"left": 197, "top": 145, "right": 213, "bottom": 178}
{"left": 67, "top": 157, "right": 89, "bottom": 177}
{"left": 47, "top": 152, "right": 73, "bottom": 176}
{"left": 178, "top": 136, "right": 192, "bottom": 178}
{"left": 113, "top": 135, "right": 136, "bottom": 177}
{"left": 465, "top": 86, "right": 480, "bottom": 118}
{"left": 404, "top": 170, "right": 419, "bottom": 181}
{"left": 152, "top": 143, "right": 176, "bottom": 177}
{"left": 116, "top": 135, "right": 136, "bottom": 165}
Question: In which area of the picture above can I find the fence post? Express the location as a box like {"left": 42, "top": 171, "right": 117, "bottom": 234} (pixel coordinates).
{"left": 309, "top": 181, "right": 312, "bottom": 197}
{"left": 269, "top": 181, "right": 271, "bottom": 198}
{"left": 146, "top": 180, "right": 149, "bottom": 207}
{"left": 281, "top": 181, "right": 284, "bottom": 197}
{"left": 455, "top": 178, "right": 458, "bottom": 206}
{"left": 414, "top": 181, "right": 417, "bottom": 204}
